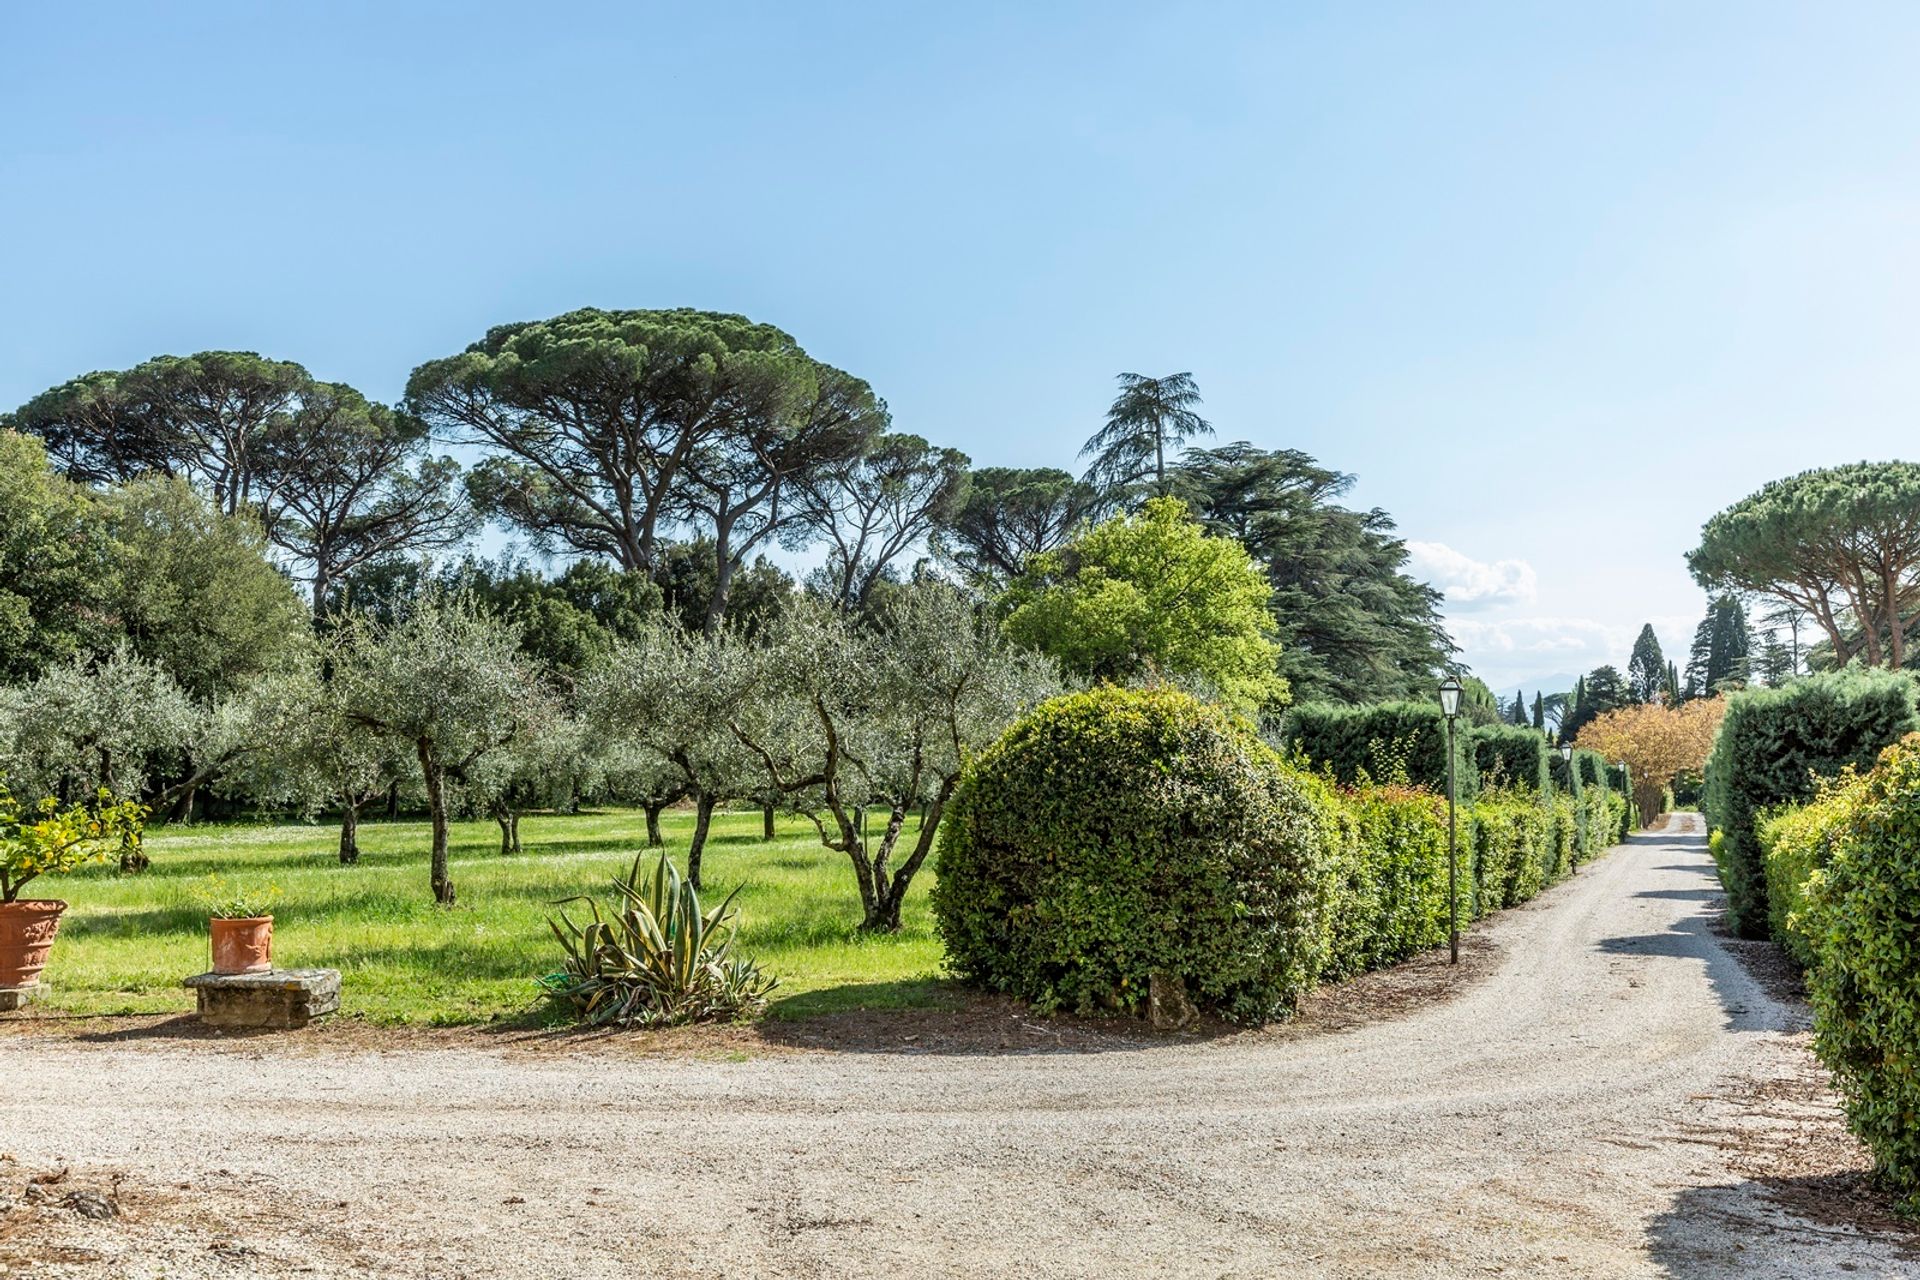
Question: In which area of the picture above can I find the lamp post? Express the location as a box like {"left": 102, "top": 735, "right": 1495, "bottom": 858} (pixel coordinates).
{"left": 1438, "top": 676, "right": 1463, "bottom": 964}
{"left": 1560, "top": 744, "right": 1577, "bottom": 866}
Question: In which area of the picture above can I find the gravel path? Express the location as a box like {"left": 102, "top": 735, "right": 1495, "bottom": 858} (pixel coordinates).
{"left": 3, "top": 818, "right": 1914, "bottom": 1278}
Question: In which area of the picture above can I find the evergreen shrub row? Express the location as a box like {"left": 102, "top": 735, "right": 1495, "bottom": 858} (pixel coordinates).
{"left": 1702, "top": 669, "right": 1918, "bottom": 936}
{"left": 934, "top": 687, "right": 1626, "bottom": 1026}
{"left": 1759, "top": 736, "right": 1920, "bottom": 1212}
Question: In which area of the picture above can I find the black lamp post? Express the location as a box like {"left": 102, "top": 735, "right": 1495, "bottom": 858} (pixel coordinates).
{"left": 1560, "top": 744, "right": 1577, "bottom": 865}
{"left": 1438, "top": 676, "right": 1463, "bottom": 964}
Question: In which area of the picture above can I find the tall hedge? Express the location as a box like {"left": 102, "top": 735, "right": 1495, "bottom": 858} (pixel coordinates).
{"left": 1804, "top": 735, "right": 1920, "bottom": 1210}
{"left": 1702, "top": 669, "right": 1918, "bottom": 936}
{"left": 1471, "top": 724, "right": 1549, "bottom": 792}
{"left": 932, "top": 687, "right": 1335, "bottom": 1023}
{"left": 1756, "top": 778, "right": 1861, "bottom": 969}
{"left": 1277, "top": 701, "right": 1479, "bottom": 802}
{"left": 938, "top": 688, "right": 1621, "bottom": 1030}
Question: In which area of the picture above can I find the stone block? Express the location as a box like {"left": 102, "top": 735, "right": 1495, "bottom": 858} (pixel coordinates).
{"left": 183, "top": 968, "right": 341, "bottom": 1029}
{"left": 0, "top": 981, "right": 45, "bottom": 1012}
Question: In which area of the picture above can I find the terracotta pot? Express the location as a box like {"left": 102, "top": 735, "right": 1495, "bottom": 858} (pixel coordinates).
{"left": 0, "top": 899, "right": 68, "bottom": 989}
{"left": 210, "top": 916, "right": 273, "bottom": 975}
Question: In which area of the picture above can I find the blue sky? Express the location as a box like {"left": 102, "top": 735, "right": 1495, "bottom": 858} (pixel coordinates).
{"left": 6, "top": 3, "right": 1919, "bottom": 694}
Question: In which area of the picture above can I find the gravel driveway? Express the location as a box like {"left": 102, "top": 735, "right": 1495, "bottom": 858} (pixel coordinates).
{"left": 3, "top": 817, "right": 1914, "bottom": 1278}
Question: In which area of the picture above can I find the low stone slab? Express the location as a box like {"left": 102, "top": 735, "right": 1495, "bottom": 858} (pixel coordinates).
{"left": 184, "top": 968, "right": 341, "bottom": 1029}
{"left": 0, "top": 981, "right": 45, "bottom": 1012}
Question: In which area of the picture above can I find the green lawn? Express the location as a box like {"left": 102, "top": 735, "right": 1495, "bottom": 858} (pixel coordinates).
{"left": 30, "top": 807, "right": 954, "bottom": 1025}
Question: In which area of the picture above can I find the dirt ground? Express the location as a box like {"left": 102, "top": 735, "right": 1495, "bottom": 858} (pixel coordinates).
{"left": 2, "top": 816, "right": 1915, "bottom": 1278}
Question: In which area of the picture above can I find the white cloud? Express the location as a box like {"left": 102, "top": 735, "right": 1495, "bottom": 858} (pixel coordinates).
{"left": 1447, "top": 614, "right": 1699, "bottom": 691}
{"left": 1405, "top": 541, "right": 1537, "bottom": 608}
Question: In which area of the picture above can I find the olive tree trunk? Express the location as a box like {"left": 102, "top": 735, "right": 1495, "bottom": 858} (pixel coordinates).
{"left": 339, "top": 798, "right": 361, "bottom": 865}
{"left": 686, "top": 793, "right": 718, "bottom": 889}
{"left": 418, "top": 739, "right": 455, "bottom": 905}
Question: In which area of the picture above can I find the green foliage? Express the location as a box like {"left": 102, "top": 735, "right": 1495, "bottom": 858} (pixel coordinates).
{"left": 107, "top": 476, "right": 312, "bottom": 701}
{"left": 932, "top": 687, "right": 1330, "bottom": 1023}
{"left": 1628, "top": 624, "right": 1666, "bottom": 702}
{"left": 408, "top": 308, "right": 883, "bottom": 633}
{"left": 193, "top": 874, "right": 282, "bottom": 920}
{"left": 1689, "top": 461, "right": 1920, "bottom": 671}
{"left": 1468, "top": 790, "right": 1556, "bottom": 913}
{"left": 1173, "top": 444, "right": 1453, "bottom": 705}
{"left": 1333, "top": 782, "right": 1451, "bottom": 971}
{"left": 0, "top": 786, "right": 146, "bottom": 903}
{"left": 1802, "top": 735, "right": 1920, "bottom": 1210}
{"left": 933, "top": 466, "right": 1097, "bottom": 586}
{"left": 0, "top": 431, "right": 117, "bottom": 684}
{"left": 1683, "top": 595, "right": 1752, "bottom": 698}
{"left": 1001, "top": 497, "right": 1288, "bottom": 714}
{"left": 543, "top": 849, "right": 775, "bottom": 1027}
{"left": 1756, "top": 775, "right": 1862, "bottom": 969}
{"left": 1471, "top": 724, "right": 1549, "bottom": 792}
{"left": 1078, "top": 371, "right": 1212, "bottom": 498}
{"left": 1276, "top": 701, "right": 1479, "bottom": 802}
{"left": 1702, "top": 669, "right": 1919, "bottom": 935}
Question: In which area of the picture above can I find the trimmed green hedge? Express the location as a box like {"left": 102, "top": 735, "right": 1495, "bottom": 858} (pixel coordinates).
{"left": 1277, "top": 701, "right": 1479, "bottom": 801}
{"left": 1702, "top": 669, "right": 1918, "bottom": 936}
{"left": 932, "top": 687, "right": 1332, "bottom": 1023}
{"left": 1472, "top": 724, "right": 1549, "bottom": 793}
{"left": 1800, "top": 735, "right": 1920, "bottom": 1211}
{"left": 938, "top": 688, "right": 1619, "bottom": 1026}
{"left": 1756, "top": 779, "right": 1861, "bottom": 969}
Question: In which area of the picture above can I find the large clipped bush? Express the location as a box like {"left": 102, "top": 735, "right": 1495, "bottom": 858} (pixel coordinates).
{"left": 1277, "top": 701, "right": 1479, "bottom": 802}
{"left": 1803, "top": 736, "right": 1920, "bottom": 1210}
{"left": 933, "top": 686, "right": 1336, "bottom": 1023}
{"left": 1703, "top": 669, "right": 1918, "bottom": 936}
{"left": 1471, "top": 724, "right": 1549, "bottom": 793}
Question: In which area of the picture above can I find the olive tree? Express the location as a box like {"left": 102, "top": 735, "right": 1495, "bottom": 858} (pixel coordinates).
{"left": 580, "top": 621, "right": 757, "bottom": 887}
{"left": 734, "top": 585, "right": 1060, "bottom": 932}
{"left": 0, "top": 646, "right": 197, "bottom": 805}
{"left": 597, "top": 742, "right": 687, "bottom": 848}
{"left": 331, "top": 594, "right": 548, "bottom": 904}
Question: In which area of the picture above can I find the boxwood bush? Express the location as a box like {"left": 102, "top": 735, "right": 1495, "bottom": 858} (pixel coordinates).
{"left": 1803, "top": 735, "right": 1920, "bottom": 1211}
{"left": 932, "top": 686, "right": 1336, "bottom": 1023}
{"left": 1703, "top": 669, "right": 1918, "bottom": 936}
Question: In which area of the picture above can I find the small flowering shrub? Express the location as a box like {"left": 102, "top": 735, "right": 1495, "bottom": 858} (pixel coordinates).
{"left": 0, "top": 785, "right": 147, "bottom": 904}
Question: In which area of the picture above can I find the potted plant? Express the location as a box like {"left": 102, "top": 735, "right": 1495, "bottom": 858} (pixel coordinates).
{"left": 197, "top": 877, "right": 283, "bottom": 975}
{"left": 0, "top": 787, "right": 146, "bottom": 990}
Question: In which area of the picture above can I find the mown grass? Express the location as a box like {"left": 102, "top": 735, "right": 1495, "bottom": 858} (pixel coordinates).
{"left": 30, "top": 808, "right": 954, "bottom": 1025}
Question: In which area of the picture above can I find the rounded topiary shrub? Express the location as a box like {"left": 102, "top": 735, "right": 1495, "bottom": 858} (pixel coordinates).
{"left": 931, "top": 685, "right": 1334, "bottom": 1024}
{"left": 1806, "top": 734, "right": 1920, "bottom": 1210}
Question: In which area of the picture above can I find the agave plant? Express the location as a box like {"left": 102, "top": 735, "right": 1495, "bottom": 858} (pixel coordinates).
{"left": 541, "top": 850, "right": 775, "bottom": 1027}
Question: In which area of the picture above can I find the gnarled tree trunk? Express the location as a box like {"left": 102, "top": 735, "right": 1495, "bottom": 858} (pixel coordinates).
{"left": 686, "top": 793, "right": 717, "bottom": 889}
{"left": 339, "top": 798, "right": 361, "bottom": 865}
{"left": 418, "top": 739, "right": 455, "bottom": 905}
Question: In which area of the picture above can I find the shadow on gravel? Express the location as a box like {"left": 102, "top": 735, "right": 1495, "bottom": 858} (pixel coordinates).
{"left": 1596, "top": 912, "right": 1778, "bottom": 1034}
{"left": 1646, "top": 1177, "right": 1920, "bottom": 1278}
